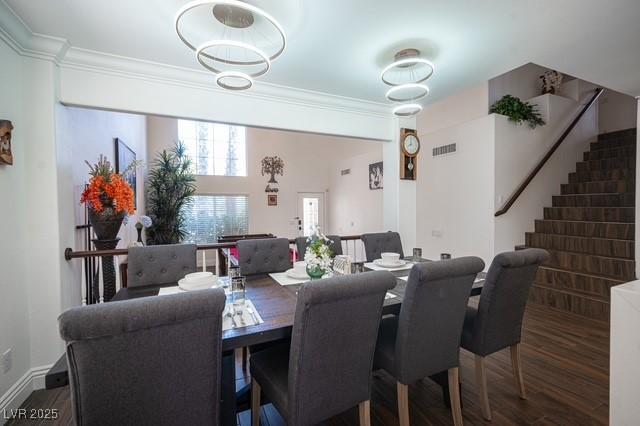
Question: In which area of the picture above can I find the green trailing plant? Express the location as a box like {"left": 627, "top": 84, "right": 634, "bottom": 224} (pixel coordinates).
{"left": 145, "top": 141, "right": 196, "bottom": 245}
{"left": 489, "top": 95, "right": 546, "bottom": 129}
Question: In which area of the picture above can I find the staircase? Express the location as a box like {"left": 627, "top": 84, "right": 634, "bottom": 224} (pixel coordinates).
{"left": 525, "top": 128, "right": 637, "bottom": 321}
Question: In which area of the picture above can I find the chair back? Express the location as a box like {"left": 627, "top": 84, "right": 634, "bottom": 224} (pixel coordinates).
{"left": 361, "top": 232, "right": 404, "bottom": 262}
{"left": 127, "top": 243, "right": 197, "bottom": 287}
{"left": 470, "top": 248, "right": 549, "bottom": 356}
{"left": 395, "top": 257, "right": 485, "bottom": 383}
{"left": 287, "top": 271, "right": 396, "bottom": 425}
{"left": 58, "top": 289, "right": 226, "bottom": 426}
{"left": 295, "top": 235, "right": 343, "bottom": 261}
{"left": 237, "top": 237, "right": 291, "bottom": 275}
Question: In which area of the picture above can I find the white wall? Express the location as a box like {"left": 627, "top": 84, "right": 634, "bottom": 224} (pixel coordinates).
{"left": 146, "top": 117, "right": 383, "bottom": 239}
{"left": 488, "top": 63, "right": 555, "bottom": 107}
{"left": 598, "top": 89, "right": 637, "bottom": 134}
{"left": 416, "top": 116, "right": 496, "bottom": 265}
{"left": 493, "top": 94, "right": 598, "bottom": 253}
{"left": 417, "top": 83, "right": 489, "bottom": 134}
{"left": 0, "top": 34, "right": 32, "bottom": 413}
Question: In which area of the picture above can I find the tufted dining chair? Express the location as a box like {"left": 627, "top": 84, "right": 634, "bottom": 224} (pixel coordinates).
{"left": 237, "top": 238, "right": 291, "bottom": 276}
{"left": 361, "top": 232, "right": 404, "bottom": 262}
{"left": 461, "top": 248, "right": 549, "bottom": 420}
{"left": 59, "top": 288, "right": 226, "bottom": 426}
{"left": 295, "top": 235, "right": 343, "bottom": 261}
{"left": 127, "top": 244, "right": 197, "bottom": 288}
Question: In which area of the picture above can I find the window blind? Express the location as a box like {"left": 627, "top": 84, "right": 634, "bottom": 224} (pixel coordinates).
{"left": 184, "top": 195, "right": 249, "bottom": 244}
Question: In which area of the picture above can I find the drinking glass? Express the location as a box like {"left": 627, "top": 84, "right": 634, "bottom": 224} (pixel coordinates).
{"left": 351, "top": 262, "right": 365, "bottom": 274}
{"left": 229, "top": 266, "right": 241, "bottom": 278}
{"left": 412, "top": 248, "right": 422, "bottom": 260}
{"left": 231, "top": 276, "right": 246, "bottom": 312}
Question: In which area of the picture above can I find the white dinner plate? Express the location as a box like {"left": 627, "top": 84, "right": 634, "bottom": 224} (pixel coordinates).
{"left": 286, "top": 268, "right": 309, "bottom": 280}
{"left": 373, "top": 258, "right": 407, "bottom": 268}
{"left": 178, "top": 277, "right": 218, "bottom": 291}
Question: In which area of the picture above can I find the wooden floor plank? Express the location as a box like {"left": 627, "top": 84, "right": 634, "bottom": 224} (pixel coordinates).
{"left": 7, "top": 302, "right": 609, "bottom": 425}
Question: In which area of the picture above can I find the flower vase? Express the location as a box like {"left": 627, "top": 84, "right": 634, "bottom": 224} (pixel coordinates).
{"left": 306, "top": 264, "right": 325, "bottom": 280}
{"left": 88, "top": 208, "right": 125, "bottom": 302}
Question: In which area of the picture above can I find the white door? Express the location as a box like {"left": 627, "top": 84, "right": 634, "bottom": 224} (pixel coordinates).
{"left": 297, "top": 192, "right": 325, "bottom": 237}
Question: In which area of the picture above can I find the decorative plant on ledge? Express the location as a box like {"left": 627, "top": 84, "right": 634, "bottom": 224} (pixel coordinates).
{"left": 146, "top": 141, "right": 196, "bottom": 245}
{"left": 261, "top": 155, "right": 284, "bottom": 193}
{"left": 489, "top": 95, "right": 546, "bottom": 129}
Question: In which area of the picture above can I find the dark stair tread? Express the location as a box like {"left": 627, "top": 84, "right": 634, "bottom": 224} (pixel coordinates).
{"left": 551, "top": 193, "right": 634, "bottom": 207}
{"left": 543, "top": 207, "right": 635, "bottom": 223}
{"left": 597, "top": 128, "right": 637, "bottom": 141}
{"left": 584, "top": 146, "right": 636, "bottom": 161}
{"left": 534, "top": 219, "right": 635, "bottom": 240}
{"left": 561, "top": 180, "right": 635, "bottom": 194}
{"left": 534, "top": 247, "right": 636, "bottom": 281}
{"left": 568, "top": 169, "right": 635, "bottom": 183}
{"left": 575, "top": 158, "right": 635, "bottom": 171}
{"left": 532, "top": 282, "right": 611, "bottom": 304}
{"left": 537, "top": 264, "right": 626, "bottom": 285}
{"left": 590, "top": 138, "right": 637, "bottom": 151}
{"left": 526, "top": 232, "right": 634, "bottom": 259}
{"left": 528, "top": 285, "right": 611, "bottom": 321}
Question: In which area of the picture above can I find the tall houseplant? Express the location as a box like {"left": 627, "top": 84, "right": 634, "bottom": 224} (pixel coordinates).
{"left": 146, "top": 141, "right": 196, "bottom": 245}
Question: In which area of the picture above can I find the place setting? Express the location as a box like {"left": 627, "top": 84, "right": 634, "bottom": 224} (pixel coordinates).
{"left": 365, "top": 252, "right": 414, "bottom": 271}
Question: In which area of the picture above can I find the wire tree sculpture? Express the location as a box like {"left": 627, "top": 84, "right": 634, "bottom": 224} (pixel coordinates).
{"left": 261, "top": 156, "right": 284, "bottom": 192}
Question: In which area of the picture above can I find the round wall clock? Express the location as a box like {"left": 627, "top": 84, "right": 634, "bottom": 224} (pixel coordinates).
{"left": 402, "top": 133, "right": 420, "bottom": 157}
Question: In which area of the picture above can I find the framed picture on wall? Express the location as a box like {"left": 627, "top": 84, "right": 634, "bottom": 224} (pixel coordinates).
{"left": 115, "top": 138, "right": 137, "bottom": 208}
{"left": 267, "top": 194, "right": 278, "bottom": 206}
{"left": 369, "top": 161, "right": 383, "bottom": 190}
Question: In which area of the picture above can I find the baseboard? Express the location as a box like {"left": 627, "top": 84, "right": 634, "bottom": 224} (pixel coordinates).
{"left": 0, "top": 364, "right": 53, "bottom": 424}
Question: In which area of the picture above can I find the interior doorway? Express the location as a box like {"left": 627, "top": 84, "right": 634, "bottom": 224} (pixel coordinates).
{"left": 297, "top": 192, "right": 325, "bottom": 237}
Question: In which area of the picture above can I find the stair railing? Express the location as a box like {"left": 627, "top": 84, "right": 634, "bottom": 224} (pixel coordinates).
{"left": 494, "top": 88, "right": 604, "bottom": 217}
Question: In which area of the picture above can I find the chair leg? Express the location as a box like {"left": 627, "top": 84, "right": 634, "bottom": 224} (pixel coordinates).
{"left": 448, "top": 368, "right": 464, "bottom": 426}
{"left": 474, "top": 355, "right": 492, "bottom": 421}
{"left": 251, "top": 378, "right": 261, "bottom": 426}
{"left": 242, "top": 347, "right": 248, "bottom": 371}
{"left": 510, "top": 344, "right": 526, "bottom": 399}
{"left": 397, "top": 382, "right": 410, "bottom": 426}
{"left": 358, "top": 400, "right": 371, "bottom": 426}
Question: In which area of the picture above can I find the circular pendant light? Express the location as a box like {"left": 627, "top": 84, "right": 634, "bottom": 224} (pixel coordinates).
{"left": 392, "top": 103, "right": 423, "bottom": 117}
{"left": 196, "top": 40, "right": 271, "bottom": 77}
{"left": 216, "top": 71, "right": 253, "bottom": 90}
{"left": 175, "top": 0, "right": 286, "bottom": 64}
{"left": 386, "top": 83, "right": 430, "bottom": 102}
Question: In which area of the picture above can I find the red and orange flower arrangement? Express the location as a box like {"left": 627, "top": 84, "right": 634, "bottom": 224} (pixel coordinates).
{"left": 81, "top": 155, "right": 136, "bottom": 240}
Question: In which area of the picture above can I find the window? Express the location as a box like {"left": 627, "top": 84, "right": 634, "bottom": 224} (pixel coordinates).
{"left": 178, "top": 119, "right": 247, "bottom": 176}
{"left": 184, "top": 195, "right": 249, "bottom": 244}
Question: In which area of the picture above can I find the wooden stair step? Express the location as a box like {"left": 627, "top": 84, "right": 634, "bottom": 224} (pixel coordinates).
{"left": 590, "top": 137, "right": 637, "bottom": 151}
{"left": 552, "top": 193, "right": 635, "bottom": 207}
{"left": 576, "top": 157, "right": 635, "bottom": 172}
{"left": 584, "top": 145, "right": 635, "bottom": 161}
{"left": 561, "top": 180, "right": 634, "bottom": 194}
{"left": 597, "top": 128, "right": 637, "bottom": 141}
{"left": 543, "top": 207, "right": 635, "bottom": 223}
{"left": 533, "top": 248, "right": 636, "bottom": 281}
{"left": 568, "top": 168, "right": 635, "bottom": 183}
{"left": 535, "top": 265, "right": 624, "bottom": 299}
{"left": 525, "top": 232, "right": 634, "bottom": 259}
{"left": 534, "top": 219, "right": 634, "bottom": 240}
{"left": 528, "top": 285, "right": 610, "bottom": 321}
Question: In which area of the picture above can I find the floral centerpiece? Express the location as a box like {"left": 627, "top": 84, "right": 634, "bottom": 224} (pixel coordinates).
{"left": 304, "top": 227, "right": 334, "bottom": 280}
{"left": 80, "top": 155, "right": 136, "bottom": 241}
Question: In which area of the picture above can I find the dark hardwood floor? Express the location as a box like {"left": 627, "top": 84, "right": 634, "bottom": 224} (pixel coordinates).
{"left": 8, "top": 300, "right": 609, "bottom": 425}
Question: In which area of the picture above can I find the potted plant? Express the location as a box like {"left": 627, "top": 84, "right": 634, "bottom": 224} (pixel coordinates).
{"left": 304, "top": 228, "right": 334, "bottom": 279}
{"left": 146, "top": 141, "right": 196, "bottom": 245}
{"left": 489, "top": 95, "right": 546, "bottom": 129}
{"left": 81, "top": 155, "right": 136, "bottom": 240}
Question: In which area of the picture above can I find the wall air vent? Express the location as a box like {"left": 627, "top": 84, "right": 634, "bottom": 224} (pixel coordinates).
{"left": 432, "top": 143, "right": 457, "bottom": 157}
{"left": 341, "top": 169, "right": 351, "bottom": 175}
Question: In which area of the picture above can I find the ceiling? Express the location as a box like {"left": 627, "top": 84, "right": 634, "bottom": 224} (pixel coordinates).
{"left": 6, "top": 0, "right": 640, "bottom": 104}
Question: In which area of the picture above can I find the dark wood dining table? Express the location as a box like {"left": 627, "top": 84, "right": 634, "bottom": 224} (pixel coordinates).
{"left": 47, "top": 260, "right": 485, "bottom": 426}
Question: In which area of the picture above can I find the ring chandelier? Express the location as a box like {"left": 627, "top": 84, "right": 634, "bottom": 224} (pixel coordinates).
{"left": 175, "top": 0, "right": 286, "bottom": 91}
{"left": 381, "top": 49, "right": 435, "bottom": 116}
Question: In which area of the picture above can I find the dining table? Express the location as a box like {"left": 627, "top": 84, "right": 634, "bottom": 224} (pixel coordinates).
{"left": 46, "top": 257, "right": 485, "bottom": 426}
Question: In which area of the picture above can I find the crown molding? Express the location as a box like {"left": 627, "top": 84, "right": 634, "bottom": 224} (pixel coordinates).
{"left": 0, "top": 0, "right": 393, "bottom": 119}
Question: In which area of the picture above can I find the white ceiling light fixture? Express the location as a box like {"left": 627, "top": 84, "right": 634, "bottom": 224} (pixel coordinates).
{"left": 175, "top": 0, "right": 286, "bottom": 90}
{"left": 382, "top": 49, "right": 434, "bottom": 116}
{"left": 386, "top": 83, "right": 430, "bottom": 102}
{"left": 392, "top": 103, "right": 423, "bottom": 117}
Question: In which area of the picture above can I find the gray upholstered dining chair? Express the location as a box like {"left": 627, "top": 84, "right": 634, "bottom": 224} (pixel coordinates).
{"left": 237, "top": 237, "right": 291, "bottom": 275}
{"left": 294, "top": 235, "right": 343, "bottom": 260}
{"left": 461, "top": 248, "right": 549, "bottom": 420}
{"left": 127, "top": 243, "right": 197, "bottom": 287}
{"left": 373, "top": 257, "right": 485, "bottom": 426}
{"left": 58, "top": 288, "right": 226, "bottom": 426}
{"left": 250, "top": 271, "right": 396, "bottom": 426}
{"left": 361, "top": 231, "right": 404, "bottom": 262}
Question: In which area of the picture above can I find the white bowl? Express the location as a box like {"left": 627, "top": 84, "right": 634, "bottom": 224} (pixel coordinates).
{"left": 184, "top": 272, "right": 213, "bottom": 282}
{"left": 179, "top": 275, "right": 218, "bottom": 291}
{"left": 380, "top": 252, "right": 401, "bottom": 262}
{"left": 293, "top": 261, "right": 307, "bottom": 275}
